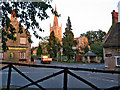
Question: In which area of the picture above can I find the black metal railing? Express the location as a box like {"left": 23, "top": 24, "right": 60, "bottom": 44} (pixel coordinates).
{"left": 0, "top": 62, "right": 120, "bottom": 90}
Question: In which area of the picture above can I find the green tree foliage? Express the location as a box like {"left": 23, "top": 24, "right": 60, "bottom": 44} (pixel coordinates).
{"left": 47, "top": 31, "right": 61, "bottom": 58}
{"left": 62, "top": 16, "right": 76, "bottom": 60}
{"left": 1, "top": 1, "right": 58, "bottom": 51}
{"left": 31, "top": 47, "right": 34, "bottom": 55}
{"left": 91, "top": 41, "right": 103, "bottom": 58}
{"left": 40, "top": 36, "right": 49, "bottom": 52}
{"left": 80, "top": 29, "right": 106, "bottom": 44}
{"left": 40, "top": 36, "right": 49, "bottom": 43}
{"left": 80, "top": 30, "right": 106, "bottom": 57}
{"left": 37, "top": 44, "right": 42, "bottom": 56}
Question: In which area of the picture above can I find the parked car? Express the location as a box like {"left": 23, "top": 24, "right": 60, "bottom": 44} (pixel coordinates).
{"left": 41, "top": 55, "right": 52, "bottom": 64}
{"left": 52, "top": 58, "right": 57, "bottom": 61}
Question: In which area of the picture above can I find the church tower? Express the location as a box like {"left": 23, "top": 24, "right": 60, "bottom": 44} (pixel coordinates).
{"left": 50, "top": 5, "right": 62, "bottom": 42}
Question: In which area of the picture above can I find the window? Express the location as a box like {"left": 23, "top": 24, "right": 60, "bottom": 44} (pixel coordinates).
{"left": 20, "top": 52, "right": 26, "bottom": 59}
{"left": 20, "top": 37, "right": 26, "bottom": 44}
{"left": 10, "top": 52, "right": 14, "bottom": 59}
{"left": 116, "top": 56, "right": 120, "bottom": 66}
{"left": 0, "top": 52, "right": 3, "bottom": 60}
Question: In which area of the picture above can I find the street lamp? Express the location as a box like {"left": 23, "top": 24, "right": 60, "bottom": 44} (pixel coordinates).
{"left": 72, "top": 46, "right": 77, "bottom": 62}
{"left": 60, "top": 48, "right": 63, "bottom": 61}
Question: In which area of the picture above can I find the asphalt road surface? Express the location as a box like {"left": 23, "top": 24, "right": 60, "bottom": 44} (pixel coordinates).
{"left": 1, "top": 61, "right": 120, "bottom": 89}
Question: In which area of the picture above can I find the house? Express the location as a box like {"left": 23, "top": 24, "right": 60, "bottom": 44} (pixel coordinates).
{"left": 103, "top": 10, "right": 120, "bottom": 70}
{"left": 74, "top": 36, "right": 91, "bottom": 53}
{"left": 0, "top": 30, "right": 2, "bottom": 60}
{"left": 83, "top": 51, "right": 100, "bottom": 63}
{"left": 2, "top": 10, "right": 31, "bottom": 64}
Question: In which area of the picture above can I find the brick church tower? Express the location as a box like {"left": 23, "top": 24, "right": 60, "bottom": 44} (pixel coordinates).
{"left": 50, "top": 5, "right": 62, "bottom": 42}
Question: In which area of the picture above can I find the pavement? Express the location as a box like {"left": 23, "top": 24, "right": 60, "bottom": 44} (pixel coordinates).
{"left": 35, "top": 59, "right": 105, "bottom": 70}
{"left": 0, "top": 61, "right": 120, "bottom": 89}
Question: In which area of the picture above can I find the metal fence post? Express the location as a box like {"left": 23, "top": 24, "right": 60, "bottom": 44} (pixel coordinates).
{"left": 7, "top": 64, "right": 12, "bottom": 90}
{"left": 64, "top": 68, "right": 68, "bottom": 90}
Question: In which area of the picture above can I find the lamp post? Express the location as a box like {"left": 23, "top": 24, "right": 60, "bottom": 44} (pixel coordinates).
{"left": 72, "top": 46, "right": 76, "bottom": 62}
{"left": 60, "top": 48, "right": 63, "bottom": 61}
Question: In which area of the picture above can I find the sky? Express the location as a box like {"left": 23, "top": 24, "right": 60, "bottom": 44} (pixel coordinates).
{"left": 31, "top": 0, "right": 120, "bottom": 47}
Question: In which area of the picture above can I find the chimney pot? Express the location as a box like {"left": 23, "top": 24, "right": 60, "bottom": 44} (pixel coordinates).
{"left": 111, "top": 10, "right": 118, "bottom": 25}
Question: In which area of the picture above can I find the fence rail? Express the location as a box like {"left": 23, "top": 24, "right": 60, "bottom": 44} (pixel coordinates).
{"left": 0, "top": 62, "right": 120, "bottom": 90}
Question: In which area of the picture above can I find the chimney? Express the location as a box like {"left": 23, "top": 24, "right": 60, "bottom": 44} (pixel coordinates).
{"left": 111, "top": 10, "right": 118, "bottom": 25}
{"left": 118, "top": 1, "right": 120, "bottom": 22}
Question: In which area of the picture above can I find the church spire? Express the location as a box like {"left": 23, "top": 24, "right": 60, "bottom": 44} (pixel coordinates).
{"left": 53, "top": 5, "right": 58, "bottom": 26}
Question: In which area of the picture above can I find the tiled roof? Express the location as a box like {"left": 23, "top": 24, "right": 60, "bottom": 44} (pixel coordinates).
{"left": 84, "top": 51, "right": 96, "bottom": 57}
{"left": 103, "top": 22, "right": 120, "bottom": 48}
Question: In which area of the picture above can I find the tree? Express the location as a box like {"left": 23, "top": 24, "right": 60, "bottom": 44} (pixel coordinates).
{"left": 62, "top": 16, "right": 76, "bottom": 60}
{"left": 31, "top": 47, "right": 34, "bottom": 55}
{"left": 40, "top": 36, "right": 49, "bottom": 43}
{"left": 37, "top": 44, "right": 42, "bottom": 56}
{"left": 82, "top": 46, "right": 89, "bottom": 53}
{"left": 47, "top": 31, "right": 61, "bottom": 58}
{"left": 91, "top": 41, "right": 103, "bottom": 58}
{"left": 80, "top": 30, "right": 106, "bottom": 44}
{"left": 79, "top": 30, "right": 106, "bottom": 58}
{"left": 1, "top": 1, "right": 59, "bottom": 51}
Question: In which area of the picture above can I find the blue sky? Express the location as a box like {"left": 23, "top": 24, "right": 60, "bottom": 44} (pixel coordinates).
{"left": 30, "top": 0, "right": 120, "bottom": 47}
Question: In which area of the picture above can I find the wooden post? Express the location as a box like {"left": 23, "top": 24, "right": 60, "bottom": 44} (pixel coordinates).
{"left": 64, "top": 69, "right": 68, "bottom": 90}
{"left": 7, "top": 64, "right": 12, "bottom": 90}
{"left": 87, "top": 56, "right": 90, "bottom": 63}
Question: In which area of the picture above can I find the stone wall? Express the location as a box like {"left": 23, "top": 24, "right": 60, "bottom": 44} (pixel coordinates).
{"left": 105, "top": 57, "right": 116, "bottom": 70}
{"left": 103, "top": 48, "right": 120, "bottom": 57}
{"left": 103, "top": 48, "right": 120, "bottom": 70}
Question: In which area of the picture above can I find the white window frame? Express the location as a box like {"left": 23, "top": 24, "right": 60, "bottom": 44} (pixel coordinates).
{"left": 20, "top": 52, "right": 26, "bottom": 59}
{"left": 115, "top": 56, "right": 120, "bottom": 66}
{"left": 0, "top": 52, "right": 3, "bottom": 59}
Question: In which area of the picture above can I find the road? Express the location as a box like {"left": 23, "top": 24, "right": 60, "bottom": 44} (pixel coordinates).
{"left": 1, "top": 61, "right": 120, "bottom": 89}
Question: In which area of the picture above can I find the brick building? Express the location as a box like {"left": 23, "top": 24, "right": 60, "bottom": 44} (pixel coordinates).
{"left": 0, "top": 30, "right": 2, "bottom": 60}
{"left": 103, "top": 10, "right": 120, "bottom": 70}
{"left": 2, "top": 10, "right": 31, "bottom": 63}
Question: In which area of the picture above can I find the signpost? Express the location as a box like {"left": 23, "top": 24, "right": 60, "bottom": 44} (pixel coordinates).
{"left": 72, "top": 47, "right": 77, "bottom": 62}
